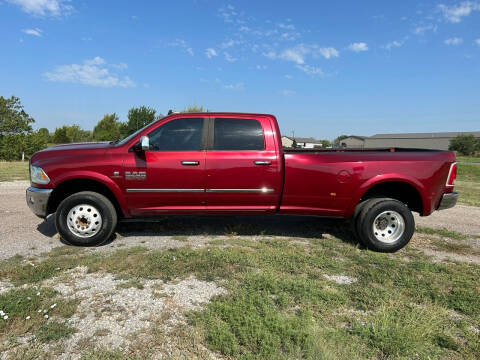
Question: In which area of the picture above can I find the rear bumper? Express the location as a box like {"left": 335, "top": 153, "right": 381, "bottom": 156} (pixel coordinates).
{"left": 437, "top": 192, "right": 458, "bottom": 211}
{"left": 26, "top": 187, "right": 53, "bottom": 219}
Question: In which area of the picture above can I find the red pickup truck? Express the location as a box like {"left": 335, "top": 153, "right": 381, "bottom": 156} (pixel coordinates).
{"left": 26, "top": 112, "right": 458, "bottom": 252}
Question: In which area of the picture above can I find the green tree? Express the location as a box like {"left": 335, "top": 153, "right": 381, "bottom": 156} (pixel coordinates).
{"left": 25, "top": 130, "right": 49, "bottom": 156}
{"left": 52, "top": 126, "right": 71, "bottom": 144}
{"left": 320, "top": 139, "right": 331, "bottom": 148}
{"left": 93, "top": 113, "right": 122, "bottom": 141}
{"left": 182, "top": 105, "right": 206, "bottom": 113}
{"left": 0, "top": 96, "right": 35, "bottom": 160}
{"left": 449, "top": 134, "right": 478, "bottom": 156}
{"left": 292, "top": 139, "right": 297, "bottom": 149}
{"left": 334, "top": 135, "right": 349, "bottom": 147}
{"left": 37, "top": 128, "right": 51, "bottom": 142}
{"left": 0, "top": 96, "right": 34, "bottom": 136}
{"left": 125, "top": 106, "right": 157, "bottom": 136}
{"left": 65, "top": 124, "right": 91, "bottom": 143}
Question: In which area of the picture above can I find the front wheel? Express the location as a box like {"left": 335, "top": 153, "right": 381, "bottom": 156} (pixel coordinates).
{"left": 55, "top": 191, "right": 117, "bottom": 246}
{"left": 355, "top": 198, "right": 414, "bottom": 252}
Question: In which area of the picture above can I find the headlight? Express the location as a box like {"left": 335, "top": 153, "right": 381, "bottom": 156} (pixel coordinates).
{"left": 30, "top": 165, "right": 50, "bottom": 185}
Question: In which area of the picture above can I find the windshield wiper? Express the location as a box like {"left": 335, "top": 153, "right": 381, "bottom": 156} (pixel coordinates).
{"left": 109, "top": 140, "right": 120, "bottom": 145}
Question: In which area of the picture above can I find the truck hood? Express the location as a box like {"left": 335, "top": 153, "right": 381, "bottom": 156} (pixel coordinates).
{"left": 43, "top": 142, "right": 111, "bottom": 152}
{"left": 30, "top": 142, "right": 112, "bottom": 166}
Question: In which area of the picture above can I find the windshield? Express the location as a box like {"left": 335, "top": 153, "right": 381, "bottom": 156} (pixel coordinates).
{"left": 114, "top": 117, "right": 165, "bottom": 146}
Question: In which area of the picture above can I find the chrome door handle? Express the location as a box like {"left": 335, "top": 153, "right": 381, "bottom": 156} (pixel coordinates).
{"left": 181, "top": 161, "right": 199, "bottom": 166}
{"left": 254, "top": 161, "right": 271, "bottom": 165}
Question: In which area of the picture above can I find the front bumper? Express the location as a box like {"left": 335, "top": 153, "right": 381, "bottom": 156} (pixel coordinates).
{"left": 437, "top": 192, "right": 458, "bottom": 211}
{"left": 26, "top": 187, "right": 53, "bottom": 218}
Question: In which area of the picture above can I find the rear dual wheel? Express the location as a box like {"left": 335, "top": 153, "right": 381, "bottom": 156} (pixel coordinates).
{"left": 55, "top": 191, "right": 117, "bottom": 246}
{"left": 353, "top": 198, "right": 415, "bottom": 252}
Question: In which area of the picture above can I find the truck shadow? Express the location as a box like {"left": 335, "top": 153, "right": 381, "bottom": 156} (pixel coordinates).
{"left": 36, "top": 215, "right": 360, "bottom": 247}
{"left": 116, "top": 215, "right": 359, "bottom": 247}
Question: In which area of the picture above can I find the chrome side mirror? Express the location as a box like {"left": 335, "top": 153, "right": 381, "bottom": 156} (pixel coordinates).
{"left": 140, "top": 136, "right": 149, "bottom": 151}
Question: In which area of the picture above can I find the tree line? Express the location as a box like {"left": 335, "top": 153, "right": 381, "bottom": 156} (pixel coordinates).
{"left": 0, "top": 95, "right": 206, "bottom": 161}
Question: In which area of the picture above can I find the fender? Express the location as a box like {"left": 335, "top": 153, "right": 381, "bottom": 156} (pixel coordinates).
{"left": 52, "top": 170, "right": 130, "bottom": 217}
{"left": 345, "top": 173, "right": 427, "bottom": 218}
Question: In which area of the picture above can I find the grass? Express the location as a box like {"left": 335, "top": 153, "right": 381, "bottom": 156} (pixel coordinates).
{"left": 0, "top": 286, "right": 78, "bottom": 347}
{"left": 456, "top": 156, "right": 480, "bottom": 163}
{"left": 35, "top": 320, "right": 76, "bottom": 343}
{"left": 0, "top": 161, "right": 29, "bottom": 181}
{"left": 416, "top": 226, "right": 469, "bottom": 241}
{"left": 1, "top": 237, "right": 479, "bottom": 359}
{"left": 456, "top": 162, "right": 480, "bottom": 206}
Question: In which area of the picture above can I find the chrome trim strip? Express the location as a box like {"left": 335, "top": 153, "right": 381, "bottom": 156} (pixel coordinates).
{"left": 126, "top": 188, "right": 204, "bottom": 193}
{"left": 27, "top": 187, "right": 53, "bottom": 194}
{"left": 206, "top": 188, "right": 274, "bottom": 193}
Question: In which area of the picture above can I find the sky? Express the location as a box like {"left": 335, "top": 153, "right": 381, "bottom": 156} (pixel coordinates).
{"left": 0, "top": 0, "right": 479, "bottom": 140}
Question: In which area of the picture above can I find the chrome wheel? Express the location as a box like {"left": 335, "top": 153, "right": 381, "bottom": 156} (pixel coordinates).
{"left": 372, "top": 210, "right": 405, "bottom": 243}
{"left": 66, "top": 204, "right": 102, "bottom": 238}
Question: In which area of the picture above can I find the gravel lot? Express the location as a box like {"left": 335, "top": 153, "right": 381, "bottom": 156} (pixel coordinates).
{"left": 1, "top": 180, "right": 479, "bottom": 261}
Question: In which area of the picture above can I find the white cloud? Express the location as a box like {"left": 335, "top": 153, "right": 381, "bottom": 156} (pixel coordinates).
{"left": 269, "top": 44, "right": 339, "bottom": 64}
{"left": 312, "top": 46, "right": 339, "bottom": 59}
{"left": 205, "top": 48, "right": 217, "bottom": 59}
{"left": 296, "top": 64, "right": 324, "bottom": 76}
{"left": 220, "top": 39, "right": 235, "bottom": 48}
{"left": 215, "top": 78, "right": 244, "bottom": 90}
{"left": 224, "top": 52, "right": 237, "bottom": 62}
{"left": 438, "top": 1, "right": 480, "bottom": 23}
{"left": 476, "top": 39, "right": 480, "bottom": 46}
{"left": 111, "top": 62, "right": 128, "bottom": 70}
{"left": 263, "top": 51, "right": 277, "bottom": 60}
{"left": 219, "top": 4, "right": 238, "bottom": 23}
{"left": 7, "top": 0, "right": 73, "bottom": 17}
{"left": 348, "top": 42, "right": 368, "bottom": 52}
{"left": 280, "top": 89, "right": 295, "bottom": 96}
{"left": 278, "top": 23, "right": 295, "bottom": 30}
{"left": 168, "top": 39, "right": 194, "bottom": 56}
{"left": 44, "top": 57, "right": 135, "bottom": 88}
{"left": 384, "top": 39, "right": 407, "bottom": 50}
{"left": 223, "top": 82, "right": 244, "bottom": 90}
{"left": 22, "top": 28, "right": 42, "bottom": 37}
{"left": 444, "top": 37, "right": 463, "bottom": 45}
{"left": 413, "top": 24, "right": 438, "bottom": 35}
{"left": 280, "top": 46, "right": 307, "bottom": 64}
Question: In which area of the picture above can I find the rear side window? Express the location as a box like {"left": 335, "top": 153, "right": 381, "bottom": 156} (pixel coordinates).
{"left": 213, "top": 118, "right": 264, "bottom": 150}
{"left": 148, "top": 118, "right": 203, "bottom": 151}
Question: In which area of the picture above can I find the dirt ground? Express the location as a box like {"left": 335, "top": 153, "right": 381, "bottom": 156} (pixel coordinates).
{"left": 1, "top": 180, "right": 479, "bottom": 261}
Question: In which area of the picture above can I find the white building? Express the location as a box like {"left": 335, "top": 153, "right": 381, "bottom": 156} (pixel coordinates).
{"left": 281, "top": 136, "right": 323, "bottom": 149}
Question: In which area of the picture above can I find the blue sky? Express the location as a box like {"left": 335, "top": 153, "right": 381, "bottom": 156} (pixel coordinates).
{"left": 1, "top": 0, "right": 479, "bottom": 140}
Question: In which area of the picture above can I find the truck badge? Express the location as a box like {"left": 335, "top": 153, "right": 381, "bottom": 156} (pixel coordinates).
{"left": 125, "top": 171, "right": 146, "bottom": 180}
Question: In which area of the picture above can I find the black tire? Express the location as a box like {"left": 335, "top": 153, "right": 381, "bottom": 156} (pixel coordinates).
{"left": 355, "top": 198, "right": 414, "bottom": 252}
{"left": 55, "top": 191, "right": 117, "bottom": 246}
{"left": 351, "top": 199, "right": 370, "bottom": 245}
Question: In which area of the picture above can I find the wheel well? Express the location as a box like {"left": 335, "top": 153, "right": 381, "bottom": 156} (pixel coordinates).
{"left": 360, "top": 181, "right": 423, "bottom": 214}
{"left": 47, "top": 179, "right": 123, "bottom": 218}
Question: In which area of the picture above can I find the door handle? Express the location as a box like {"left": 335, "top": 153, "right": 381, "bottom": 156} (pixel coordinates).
{"left": 181, "top": 161, "right": 200, "bottom": 166}
{"left": 254, "top": 161, "right": 271, "bottom": 165}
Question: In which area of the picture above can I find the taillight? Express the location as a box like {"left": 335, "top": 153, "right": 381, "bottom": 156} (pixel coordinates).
{"left": 446, "top": 162, "right": 457, "bottom": 187}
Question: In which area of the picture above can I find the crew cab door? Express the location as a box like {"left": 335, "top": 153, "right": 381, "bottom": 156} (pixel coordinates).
{"left": 124, "top": 117, "right": 207, "bottom": 216}
{"left": 205, "top": 116, "right": 281, "bottom": 214}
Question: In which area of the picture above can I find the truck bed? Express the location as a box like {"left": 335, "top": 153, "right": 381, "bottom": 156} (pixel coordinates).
{"left": 280, "top": 148, "right": 456, "bottom": 218}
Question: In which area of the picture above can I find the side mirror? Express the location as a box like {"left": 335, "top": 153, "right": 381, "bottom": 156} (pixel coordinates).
{"left": 140, "top": 136, "right": 149, "bottom": 151}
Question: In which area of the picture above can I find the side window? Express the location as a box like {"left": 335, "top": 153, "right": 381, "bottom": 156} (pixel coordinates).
{"left": 213, "top": 118, "right": 264, "bottom": 150}
{"left": 148, "top": 118, "right": 203, "bottom": 151}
